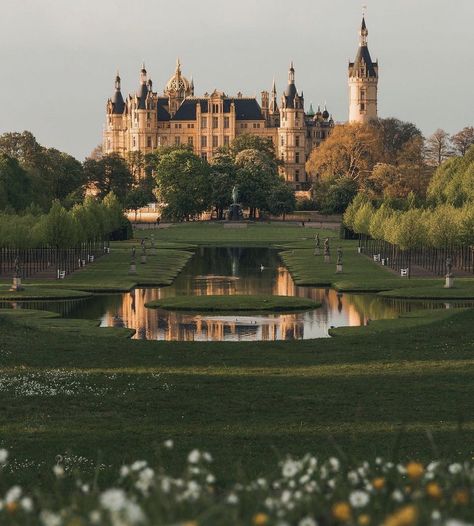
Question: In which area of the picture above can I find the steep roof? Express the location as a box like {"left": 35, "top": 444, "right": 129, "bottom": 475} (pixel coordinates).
{"left": 349, "top": 46, "right": 377, "bottom": 78}
{"left": 171, "top": 97, "right": 264, "bottom": 121}
{"left": 157, "top": 97, "right": 170, "bottom": 121}
{"left": 111, "top": 90, "right": 125, "bottom": 114}
{"left": 137, "top": 83, "right": 148, "bottom": 109}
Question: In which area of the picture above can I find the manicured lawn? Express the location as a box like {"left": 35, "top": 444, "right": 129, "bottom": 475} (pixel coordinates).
{"left": 0, "top": 286, "right": 92, "bottom": 300}
{"left": 1, "top": 307, "right": 473, "bottom": 486}
{"left": 145, "top": 294, "right": 321, "bottom": 312}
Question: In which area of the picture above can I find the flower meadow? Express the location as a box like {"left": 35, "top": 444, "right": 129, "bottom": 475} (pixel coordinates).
{"left": 0, "top": 444, "right": 473, "bottom": 526}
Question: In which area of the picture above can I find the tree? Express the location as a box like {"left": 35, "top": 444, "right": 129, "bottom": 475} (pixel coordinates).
{"left": 154, "top": 149, "right": 211, "bottom": 221}
{"left": 230, "top": 134, "right": 276, "bottom": 160}
{"left": 209, "top": 153, "right": 236, "bottom": 219}
{"left": 267, "top": 182, "right": 296, "bottom": 219}
{"left": 84, "top": 153, "right": 133, "bottom": 203}
{"left": 370, "top": 117, "right": 422, "bottom": 165}
{"left": 234, "top": 149, "right": 280, "bottom": 218}
{"left": 425, "top": 129, "right": 453, "bottom": 166}
{"left": 451, "top": 126, "right": 474, "bottom": 157}
{"left": 125, "top": 187, "right": 153, "bottom": 220}
{"left": 0, "top": 154, "right": 31, "bottom": 211}
{"left": 306, "top": 123, "right": 382, "bottom": 184}
{"left": 313, "top": 177, "right": 358, "bottom": 214}
{"left": 39, "top": 200, "right": 79, "bottom": 248}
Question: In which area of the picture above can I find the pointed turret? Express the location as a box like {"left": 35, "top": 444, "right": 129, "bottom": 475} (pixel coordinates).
{"left": 137, "top": 63, "right": 149, "bottom": 109}
{"left": 269, "top": 78, "right": 279, "bottom": 114}
{"left": 111, "top": 72, "right": 125, "bottom": 114}
{"left": 284, "top": 62, "right": 299, "bottom": 108}
{"left": 348, "top": 16, "right": 379, "bottom": 123}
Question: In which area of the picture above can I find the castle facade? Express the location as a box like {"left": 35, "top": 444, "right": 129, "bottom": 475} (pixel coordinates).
{"left": 104, "top": 18, "right": 378, "bottom": 189}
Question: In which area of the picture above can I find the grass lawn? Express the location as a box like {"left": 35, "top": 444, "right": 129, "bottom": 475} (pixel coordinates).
{"left": 0, "top": 286, "right": 92, "bottom": 300}
{"left": 145, "top": 294, "right": 321, "bottom": 312}
{"left": 1, "top": 306, "right": 473, "bottom": 486}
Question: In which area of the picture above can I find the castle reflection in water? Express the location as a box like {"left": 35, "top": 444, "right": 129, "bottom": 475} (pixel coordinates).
{"left": 101, "top": 247, "right": 398, "bottom": 342}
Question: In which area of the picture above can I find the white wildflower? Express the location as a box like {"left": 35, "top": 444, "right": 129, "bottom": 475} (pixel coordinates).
{"left": 281, "top": 489, "right": 292, "bottom": 504}
{"left": 327, "top": 479, "right": 336, "bottom": 489}
{"left": 329, "top": 457, "right": 340, "bottom": 471}
{"left": 163, "top": 439, "right": 174, "bottom": 449}
{"left": 347, "top": 470, "right": 359, "bottom": 484}
{"left": 20, "top": 497, "right": 33, "bottom": 512}
{"left": 120, "top": 465, "right": 130, "bottom": 478}
{"left": 299, "top": 518, "right": 318, "bottom": 526}
{"left": 203, "top": 451, "right": 213, "bottom": 462}
{"left": 257, "top": 478, "right": 267, "bottom": 487}
{"left": 124, "top": 501, "right": 145, "bottom": 524}
{"left": 206, "top": 474, "right": 215, "bottom": 484}
{"left": 227, "top": 493, "right": 239, "bottom": 504}
{"left": 427, "top": 461, "right": 439, "bottom": 472}
{"left": 188, "top": 449, "right": 201, "bottom": 464}
{"left": 89, "top": 510, "right": 102, "bottom": 524}
{"left": 282, "top": 459, "right": 299, "bottom": 478}
{"left": 391, "top": 489, "right": 404, "bottom": 502}
{"left": 100, "top": 488, "right": 126, "bottom": 512}
{"left": 81, "top": 484, "right": 90, "bottom": 494}
{"left": 161, "top": 478, "right": 171, "bottom": 493}
{"left": 131, "top": 460, "right": 147, "bottom": 472}
{"left": 52, "top": 465, "right": 64, "bottom": 478}
{"left": 40, "top": 510, "right": 62, "bottom": 526}
{"left": 448, "top": 463, "right": 462, "bottom": 475}
{"left": 0, "top": 449, "right": 8, "bottom": 465}
{"left": 349, "top": 490, "right": 370, "bottom": 508}
{"left": 431, "top": 510, "right": 441, "bottom": 521}
{"left": 5, "top": 485, "right": 22, "bottom": 503}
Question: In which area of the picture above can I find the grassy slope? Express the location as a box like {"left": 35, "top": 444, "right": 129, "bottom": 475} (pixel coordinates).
{"left": 0, "top": 286, "right": 92, "bottom": 300}
{"left": 145, "top": 294, "right": 320, "bottom": 311}
{"left": 1, "top": 307, "right": 473, "bottom": 484}
{"left": 0, "top": 247, "right": 193, "bottom": 293}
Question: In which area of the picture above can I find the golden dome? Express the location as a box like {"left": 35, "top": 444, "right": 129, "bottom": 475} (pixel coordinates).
{"left": 165, "top": 59, "right": 192, "bottom": 95}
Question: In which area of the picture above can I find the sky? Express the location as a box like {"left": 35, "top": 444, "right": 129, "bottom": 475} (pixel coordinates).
{"left": 0, "top": 0, "right": 473, "bottom": 160}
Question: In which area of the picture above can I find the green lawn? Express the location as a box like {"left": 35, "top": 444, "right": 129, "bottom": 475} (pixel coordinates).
{"left": 145, "top": 294, "right": 320, "bottom": 312}
{"left": 0, "top": 286, "right": 92, "bottom": 300}
{"left": 1, "top": 306, "right": 473, "bottom": 486}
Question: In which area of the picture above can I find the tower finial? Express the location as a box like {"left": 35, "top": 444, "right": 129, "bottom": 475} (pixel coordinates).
{"left": 288, "top": 62, "right": 295, "bottom": 84}
{"left": 360, "top": 13, "right": 368, "bottom": 46}
{"left": 272, "top": 77, "right": 276, "bottom": 93}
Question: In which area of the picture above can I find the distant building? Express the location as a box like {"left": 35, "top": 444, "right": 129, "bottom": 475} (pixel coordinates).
{"left": 104, "top": 17, "right": 378, "bottom": 189}
{"left": 349, "top": 17, "right": 379, "bottom": 123}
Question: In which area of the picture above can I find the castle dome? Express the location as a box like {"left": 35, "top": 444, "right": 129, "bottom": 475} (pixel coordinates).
{"left": 165, "top": 59, "right": 192, "bottom": 94}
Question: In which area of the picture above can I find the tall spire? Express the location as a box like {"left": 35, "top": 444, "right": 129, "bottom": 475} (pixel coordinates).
{"left": 111, "top": 71, "right": 125, "bottom": 114}
{"left": 140, "top": 63, "right": 147, "bottom": 84}
{"left": 288, "top": 61, "right": 295, "bottom": 84}
{"left": 272, "top": 77, "right": 277, "bottom": 94}
{"left": 115, "top": 70, "right": 121, "bottom": 91}
{"left": 359, "top": 16, "right": 368, "bottom": 46}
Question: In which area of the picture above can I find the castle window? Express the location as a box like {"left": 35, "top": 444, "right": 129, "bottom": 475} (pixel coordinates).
{"left": 295, "top": 169, "right": 300, "bottom": 181}
{"left": 147, "top": 136, "right": 152, "bottom": 148}
{"left": 360, "top": 103, "right": 366, "bottom": 111}
{"left": 295, "top": 152, "right": 300, "bottom": 164}
{"left": 224, "top": 136, "right": 230, "bottom": 146}
{"left": 224, "top": 117, "right": 230, "bottom": 129}
{"left": 107, "top": 139, "right": 111, "bottom": 150}
{"left": 201, "top": 153, "right": 207, "bottom": 160}
{"left": 201, "top": 117, "right": 207, "bottom": 129}
{"left": 212, "top": 135, "right": 218, "bottom": 148}
{"left": 188, "top": 136, "right": 193, "bottom": 146}
{"left": 212, "top": 117, "right": 218, "bottom": 129}
{"left": 132, "top": 137, "right": 136, "bottom": 148}
{"left": 175, "top": 136, "right": 181, "bottom": 146}
{"left": 295, "top": 135, "right": 300, "bottom": 147}
{"left": 147, "top": 112, "right": 150, "bottom": 120}
{"left": 280, "top": 136, "right": 284, "bottom": 146}
{"left": 201, "top": 136, "right": 207, "bottom": 148}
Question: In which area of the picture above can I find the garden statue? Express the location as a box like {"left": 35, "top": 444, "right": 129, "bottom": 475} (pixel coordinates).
{"left": 445, "top": 256, "right": 454, "bottom": 289}
{"left": 228, "top": 185, "right": 243, "bottom": 220}
{"left": 336, "top": 247, "right": 343, "bottom": 273}
{"left": 132, "top": 246, "right": 136, "bottom": 259}
{"left": 324, "top": 238, "right": 330, "bottom": 263}
{"left": 129, "top": 247, "right": 137, "bottom": 275}
{"left": 10, "top": 257, "right": 24, "bottom": 291}
{"left": 141, "top": 245, "right": 147, "bottom": 264}
{"left": 314, "top": 233, "right": 321, "bottom": 255}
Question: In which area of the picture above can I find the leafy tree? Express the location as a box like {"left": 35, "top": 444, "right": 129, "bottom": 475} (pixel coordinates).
{"left": 313, "top": 177, "right": 358, "bottom": 214}
{"left": 125, "top": 187, "right": 153, "bottom": 220}
{"left": 267, "top": 182, "right": 296, "bottom": 219}
{"left": 370, "top": 117, "right": 422, "bottom": 164}
{"left": 84, "top": 153, "right": 133, "bottom": 203}
{"left": 451, "top": 126, "right": 474, "bottom": 157}
{"left": 209, "top": 153, "right": 236, "bottom": 219}
{"left": 230, "top": 134, "right": 276, "bottom": 160}
{"left": 0, "top": 154, "right": 31, "bottom": 211}
{"left": 306, "top": 123, "right": 382, "bottom": 184}
{"left": 39, "top": 200, "right": 79, "bottom": 248}
{"left": 154, "top": 149, "right": 211, "bottom": 221}
{"left": 425, "top": 129, "right": 453, "bottom": 166}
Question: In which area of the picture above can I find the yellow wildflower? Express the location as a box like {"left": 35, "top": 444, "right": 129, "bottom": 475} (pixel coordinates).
{"left": 358, "top": 514, "right": 371, "bottom": 525}
{"left": 372, "top": 477, "right": 385, "bottom": 490}
{"left": 453, "top": 489, "right": 469, "bottom": 506}
{"left": 426, "top": 482, "right": 442, "bottom": 500}
{"left": 384, "top": 505, "right": 418, "bottom": 526}
{"left": 332, "top": 501, "right": 352, "bottom": 522}
{"left": 253, "top": 513, "right": 269, "bottom": 526}
{"left": 406, "top": 462, "right": 424, "bottom": 481}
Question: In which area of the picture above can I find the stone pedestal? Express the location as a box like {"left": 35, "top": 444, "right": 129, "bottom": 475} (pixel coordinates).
{"left": 129, "top": 262, "right": 137, "bottom": 275}
{"left": 324, "top": 255, "right": 330, "bottom": 264}
{"left": 357, "top": 247, "right": 363, "bottom": 254}
{"left": 444, "top": 275, "right": 454, "bottom": 289}
{"left": 141, "top": 255, "right": 147, "bottom": 264}
{"left": 10, "top": 277, "right": 24, "bottom": 292}
{"left": 336, "top": 264, "right": 343, "bottom": 273}
{"left": 228, "top": 203, "right": 243, "bottom": 221}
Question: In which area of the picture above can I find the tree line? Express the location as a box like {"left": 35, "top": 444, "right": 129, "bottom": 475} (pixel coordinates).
{"left": 343, "top": 145, "right": 474, "bottom": 250}
{"left": 305, "top": 119, "right": 474, "bottom": 214}
{"left": 0, "top": 193, "right": 128, "bottom": 248}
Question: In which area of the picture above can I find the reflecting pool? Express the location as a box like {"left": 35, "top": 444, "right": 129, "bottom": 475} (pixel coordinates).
{"left": 2, "top": 247, "right": 469, "bottom": 342}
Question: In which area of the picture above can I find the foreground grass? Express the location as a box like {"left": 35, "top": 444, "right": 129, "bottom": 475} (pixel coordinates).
{"left": 1, "top": 307, "right": 473, "bottom": 487}
{"left": 145, "top": 294, "right": 321, "bottom": 312}
{"left": 0, "top": 286, "right": 92, "bottom": 300}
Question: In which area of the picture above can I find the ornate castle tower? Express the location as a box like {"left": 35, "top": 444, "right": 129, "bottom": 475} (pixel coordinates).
{"left": 278, "top": 63, "right": 306, "bottom": 186}
{"left": 348, "top": 17, "right": 378, "bottom": 123}
{"left": 104, "top": 73, "right": 127, "bottom": 154}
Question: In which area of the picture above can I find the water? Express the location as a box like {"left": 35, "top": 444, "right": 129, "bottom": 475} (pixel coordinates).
{"left": 1, "top": 247, "right": 467, "bottom": 341}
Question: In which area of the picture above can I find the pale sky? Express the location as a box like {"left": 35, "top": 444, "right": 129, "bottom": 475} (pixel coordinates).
{"left": 0, "top": 0, "right": 473, "bottom": 160}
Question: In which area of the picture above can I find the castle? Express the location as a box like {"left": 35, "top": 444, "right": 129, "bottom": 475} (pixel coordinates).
{"left": 103, "top": 17, "right": 378, "bottom": 190}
